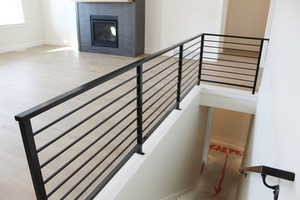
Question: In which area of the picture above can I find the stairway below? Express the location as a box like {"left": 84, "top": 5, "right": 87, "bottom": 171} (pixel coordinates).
{"left": 178, "top": 145, "right": 243, "bottom": 200}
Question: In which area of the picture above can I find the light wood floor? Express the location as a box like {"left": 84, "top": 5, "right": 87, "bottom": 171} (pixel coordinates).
{"left": 0, "top": 46, "right": 142, "bottom": 200}
{"left": 0, "top": 45, "right": 261, "bottom": 200}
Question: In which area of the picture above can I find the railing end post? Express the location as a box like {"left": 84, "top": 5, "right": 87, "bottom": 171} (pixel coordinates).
{"left": 176, "top": 45, "right": 184, "bottom": 109}
{"left": 198, "top": 34, "right": 205, "bottom": 85}
{"left": 252, "top": 39, "right": 265, "bottom": 95}
{"left": 136, "top": 64, "right": 145, "bottom": 156}
{"left": 17, "top": 118, "right": 47, "bottom": 200}
{"left": 136, "top": 145, "right": 145, "bottom": 155}
{"left": 175, "top": 106, "right": 182, "bottom": 111}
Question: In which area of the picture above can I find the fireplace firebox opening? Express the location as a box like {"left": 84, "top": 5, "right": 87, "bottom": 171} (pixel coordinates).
{"left": 90, "top": 15, "right": 118, "bottom": 48}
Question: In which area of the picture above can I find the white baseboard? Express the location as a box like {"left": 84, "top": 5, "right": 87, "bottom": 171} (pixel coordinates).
{"left": 159, "top": 185, "right": 195, "bottom": 200}
{"left": 0, "top": 40, "right": 44, "bottom": 54}
{"left": 43, "top": 37, "right": 78, "bottom": 48}
{"left": 144, "top": 47, "right": 155, "bottom": 55}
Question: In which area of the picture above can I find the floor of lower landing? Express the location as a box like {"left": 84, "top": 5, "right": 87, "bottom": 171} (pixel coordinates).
{"left": 179, "top": 146, "right": 243, "bottom": 200}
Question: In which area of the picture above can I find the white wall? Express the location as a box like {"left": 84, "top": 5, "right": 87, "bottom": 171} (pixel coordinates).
{"left": 41, "top": 0, "right": 77, "bottom": 46}
{"left": 145, "top": 0, "right": 226, "bottom": 53}
{"left": 211, "top": 108, "right": 252, "bottom": 150}
{"left": 202, "top": 108, "right": 214, "bottom": 164}
{"left": 199, "top": 85, "right": 258, "bottom": 114}
{"left": 224, "top": 0, "right": 270, "bottom": 37}
{"left": 0, "top": 0, "right": 43, "bottom": 53}
{"left": 39, "top": 0, "right": 226, "bottom": 52}
{"left": 238, "top": 0, "right": 300, "bottom": 199}
{"left": 144, "top": 0, "right": 163, "bottom": 54}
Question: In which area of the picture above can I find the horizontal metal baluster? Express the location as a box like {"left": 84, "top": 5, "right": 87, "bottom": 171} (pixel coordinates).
{"left": 183, "top": 40, "right": 201, "bottom": 52}
{"left": 204, "top": 39, "right": 260, "bottom": 47}
{"left": 143, "top": 98, "right": 177, "bottom": 132}
{"left": 201, "top": 73, "right": 254, "bottom": 83}
{"left": 74, "top": 138, "right": 137, "bottom": 200}
{"left": 143, "top": 90, "right": 177, "bottom": 124}
{"left": 143, "top": 60, "right": 179, "bottom": 84}
{"left": 33, "top": 76, "right": 136, "bottom": 136}
{"left": 182, "top": 51, "right": 200, "bottom": 65}
{"left": 143, "top": 68, "right": 178, "bottom": 94}
{"left": 143, "top": 89, "right": 177, "bottom": 114}
{"left": 181, "top": 80, "right": 198, "bottom": 101}
{"left": 203, "top": 57, "right": 257, "bottom": 65}
{"left": 143, "top": 81, "right": 177, "bottom": 105}
{"left": 84, "top": 146, "right": 138, "bottom": 200}
{"left": 182, "top": 76, "right": 198, "bottom": 92}
{"left": 143, "top": 52, "right": 180, "bottom": 74}
{"left": 204, "top": 45, "right": 259, "bottom": 53}
{"left": 182, "top": 47, "right": 201, "bottom": 60}
{"left": 40, "top": 97, "right": 136, "bottom": 168}
{"left": 202, "top": 68, "right": 255, "bottom": 77}
{"left": 43, "top": 109, "right": 137, "bottom": 184}
{"left": 182, "top": 75, "right": 198, "bottom": 91}
{"left": 203, "top": 51, "right": 259, "bottom": 59}
{"left": 58, "top": 131, "right": 137, "bottom": 199}
{"left": 182, "top": 66, "right": 198, "bottom": 81}
{"left": 46, "top": 124, "right": 137, "bottom": 198}
{"left": 182, "top": 59, "right": 199, "bottom": 74}
{"left": 200, "top": 79, "right": 253, "bottom": 88}
{"left": 37, "top": 87, "right": 136, "bottom": 153}
{"left": 203, "top": 62, "right": 256, "bottom": 71}
{"left": 141, "top": 34, "right": 202, "bottom": 64}
{"left": 143, "top": 104, "right": 176, "bottom": 141}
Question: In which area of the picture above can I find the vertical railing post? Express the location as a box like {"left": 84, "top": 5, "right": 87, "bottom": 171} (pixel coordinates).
{"left": 15, "top": 117, "right": 47, "bottom": 200}
{"left": 198, "top": 34, "right": 205, "bottom": 85}
{"left": 136, "top": 64, "right": 144, "bottom": 155}
{"left": 252, "top": 39, "right": 265, "bottom": 94}
{"left": 176, "top": 45, "right": 184, "bottom": 110}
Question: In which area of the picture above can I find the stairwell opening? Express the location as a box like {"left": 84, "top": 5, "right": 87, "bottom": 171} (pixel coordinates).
{"left": 181, "top": 107, "right": 253, "bottom": 200}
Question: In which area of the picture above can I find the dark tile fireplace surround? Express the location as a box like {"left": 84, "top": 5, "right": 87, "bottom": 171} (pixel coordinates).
{"left": 76, "top": 1, "right": 145, "bottom": 57}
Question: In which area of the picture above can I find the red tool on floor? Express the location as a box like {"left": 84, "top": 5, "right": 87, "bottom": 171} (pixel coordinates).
{"left": 214, "top": 154, "right": 229, "bottom": 195}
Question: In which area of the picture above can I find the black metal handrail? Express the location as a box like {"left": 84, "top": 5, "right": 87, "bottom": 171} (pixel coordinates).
{"left": 15, "top": 33, "right": 269, "bottom": 200}
{"left": 200, "top": 33, "right": 269, "bottom": 94}
{"left": 241, "top": 166, "right": 295, "bottom": 200}
{"left": 241, "top": 165, "right": 295, "bottom": 181}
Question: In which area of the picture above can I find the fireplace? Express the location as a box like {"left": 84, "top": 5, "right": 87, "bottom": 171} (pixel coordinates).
{"left": 91, "top": 15, "right": 118, "bottom": 48}
{"left": 76, "top": 1, "right": 145, "bottom": 57}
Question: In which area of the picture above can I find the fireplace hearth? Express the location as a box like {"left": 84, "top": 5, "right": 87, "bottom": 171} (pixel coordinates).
{"left": 76, "top": 1, "right": 145, "bottom": 57}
